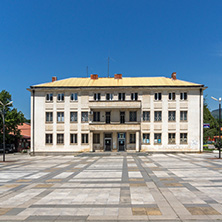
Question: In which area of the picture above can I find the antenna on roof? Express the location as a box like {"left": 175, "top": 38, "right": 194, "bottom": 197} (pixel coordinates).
{"left": 108, "top": 57, "right": 110, "bottom": 78}
{"left": 86, "top": 66, "right": 88, "bottom": 77}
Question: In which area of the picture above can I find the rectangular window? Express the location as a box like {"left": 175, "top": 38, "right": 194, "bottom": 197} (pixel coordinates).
{"left": 70, "top": 112, "right": 78, "bottom": 122}
{"left": 169, "top": 92, "right": 176, "bottom": 100}
{"left": 93, "top": 112, "right": 100, "bottom": 122}
{"left": 154, "top": 133, "right": 161, "bottom": 144}
{"left": 180, "top": 92, "right": 188, "bottom": 100}
{"left": 57, "top": 134, "right": 64, "bottom": 144}
{"left": 118, "top": 93, "right": 125, "bottom": 101}
{"left": 93, "top": 134, "right": 100, "bottom": 144}
{"left": 46, "top": 134, "right": 53, "bottom": 144}
{"left": 70, "top": 134, "right": 77, "bottom": 144}
{"left": 180, "top": 111, "right": 187, "bottom": 121}
{"left": 81, "top": 112, "right": 88, "bottom": 122}
{"left": 168, "top": 133, "right": 176, "bottom": 144}
{"left": 143, "top": 111, "right": 150, "bottom": 121}
{"left": 94, "top": 93, "right": 101, "bottom": 101}
{"left": 57, "top": 93, "right": 64, "bottom": 102}
{"left": 120, "top": 111, "right": 125, "bottom": 124}
{"left": 130, "top": 134, "right": 136, "bottom": 144}
{"left": 154, "top": 93, "right": 162, "bottom": 101}
{"left": 106, "top": 112, "right": 111, "bottom": 124}
{"left": 46, "top": 93, "right": 53, "bottom": 102}
{"left": 154, "top": 111, "right": 162, "bottom": 121}
{"left": 168, "top": 111, "right": 176, "bottom": 121}
{"left": 131, "top": 93, "right": 138, "bottom": 101}
{"left": 106, "top": 93, "right": 113, "bottom": 101}
{"left": 70, "top": 93, "right": 78, "bottom": 101}
{"left": 57, "top": 112, "right": 64, "bottom": 122}
{"left": 46, "top": 112, "right": 53, "bottom": 122}
{"left": 82, "top": 134, "right": 88, "bottom": 144}
{"left": 129, "top": 111, "right": 137, "bottom": 122}
{"left": 143, "top": 134, "right": 150, "bottom": 144}
{"left": 180, "top": 133, "right": 187, "bottom": 144}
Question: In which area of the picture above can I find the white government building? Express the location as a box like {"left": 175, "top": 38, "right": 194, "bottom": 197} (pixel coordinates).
{"left": 28, "top": 72, "right": 206, "bottom": 154}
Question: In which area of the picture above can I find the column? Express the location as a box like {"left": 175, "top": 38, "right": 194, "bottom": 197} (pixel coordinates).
{"left": 136, "top": 131, "right": 140, "bottom": 152}
{"left": 89, "top": 132, "right": 93, "bottom": 152}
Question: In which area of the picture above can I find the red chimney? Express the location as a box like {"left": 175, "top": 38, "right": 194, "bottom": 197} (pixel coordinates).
{"left": 52, "top": 76, "right": 57, "bottom": 82}
{"left": 171, "top": 72, "right": 176, "bottom": 80}
{"left": 114, "top": 74, "right": 122, "bottom": 79}
{"left": 91, "top": 74, "right": 98, "bottom": 80}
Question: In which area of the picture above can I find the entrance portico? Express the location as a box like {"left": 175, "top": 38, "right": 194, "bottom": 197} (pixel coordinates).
{"left": 90, "top": 129, "right": 140, "bottom": 152}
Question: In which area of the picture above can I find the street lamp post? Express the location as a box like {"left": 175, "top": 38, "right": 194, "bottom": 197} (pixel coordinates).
{"left": 0, "top": 100, "right": 13, "bottom": 162}
{"left": 211, "top": 96, "right": 221, "bottom": 159}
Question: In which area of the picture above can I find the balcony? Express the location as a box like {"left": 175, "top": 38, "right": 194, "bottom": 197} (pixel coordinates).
{"left": 89, "top": 100, "right": 141, "bottom": 109}
{"left": 89, "top": 122, "right": 140, "bottom": 131}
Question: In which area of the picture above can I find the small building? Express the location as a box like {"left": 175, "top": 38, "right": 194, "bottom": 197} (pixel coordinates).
{"left": 28, "top": 72, "right": 206, "bottom": 154}
{"left": 17, "top": 123, "right": 31, "bottom": 151}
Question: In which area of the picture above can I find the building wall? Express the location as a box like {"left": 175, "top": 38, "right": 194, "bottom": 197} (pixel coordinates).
{"left": 30, "top": 87, "right": 203, "bottom": 153}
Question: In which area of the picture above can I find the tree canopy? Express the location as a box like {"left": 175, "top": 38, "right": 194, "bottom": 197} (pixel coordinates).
{"left": 203, "top": 96, "right": 219, "bottom": 144}
{"left": 0, "top": 90, "right": 25, "bottom": 144}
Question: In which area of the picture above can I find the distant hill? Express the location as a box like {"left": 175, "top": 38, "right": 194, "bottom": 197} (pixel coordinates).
{"left": 211, "top": 109, "right": 222, "bottom": 119}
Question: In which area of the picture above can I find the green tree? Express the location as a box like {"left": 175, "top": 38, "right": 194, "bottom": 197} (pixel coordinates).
{"left": 0, "top": 90, "right": 25, "bottom": 144}
{"left": 203, "top": 97, "right": 219, "bottom": 143}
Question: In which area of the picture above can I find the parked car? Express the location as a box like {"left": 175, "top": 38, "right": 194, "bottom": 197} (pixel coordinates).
{"left": 0, "top": 144, "right": 15, "bottom": 153}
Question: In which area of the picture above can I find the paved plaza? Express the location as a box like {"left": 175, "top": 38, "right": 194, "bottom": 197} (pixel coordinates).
{"left": 0, "top": 153, "right": 222, "bottom": 221}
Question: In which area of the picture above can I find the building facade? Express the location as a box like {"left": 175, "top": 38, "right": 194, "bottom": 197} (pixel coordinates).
{"left": 28, "top": 73, "right": 206, "bottom": 154}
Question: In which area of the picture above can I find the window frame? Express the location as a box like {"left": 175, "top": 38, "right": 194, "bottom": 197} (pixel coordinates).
{"left": 46, "top": 112, "right": 53, "bottom": 123}
{"left": 118, "top": 93, "right": 125, "bottom": 101}
{"left": 131, "top": 93, "right": 138, "bottom": 101}
{"left": 180, "top": 111, "right": 188, "bottom": 121}
{"left": 168, "top": 133, "right": 176, "bottom": 144}
{"left": 168, "top": 111, "right": 176, "bottom": 121}
{"left": 120, "top": 111, "right": 125, "bottom": 124}
{"left": 70, "top": 134, "right": 78, "bottom": 144}
{"left": 154, "top": 133, "right": 162, "bottom": 144}
{"left": 143, "top": 133, "right": 150, "bottom": 144}
{"left": 130, "top": 133, "right": 136, "bottom": 144}
{"left": 81, "top": 112, "right": 88, "bottom": 122}
{"left": 169, "top": 92, "right": 176, "bottom": 101}
{"left": 93, "top": 111, "right": 100, "bottom": 122}
{"left": 57, "top": 93, "right": 65, "bottom": 102}
{"left": 93, "top": 133, "right": 100, "bottom": 144}
{"left": 154, "top": 111, "right": 162, "bottom": 122}
{"left": 81, "top": 134, "right": 89, "bottom": 144}
{"left": 143, "top": 111, "right": 150, "bottom": 122}
{"left": 180, "top": 133, "right": 188, "bottom": 144}
{"left": 57, "top": 134, "right": 64, "bottom": 144}
{"left": 94, "top": 93, "right": 101, "bottom": 101}
{"left": 154, "top": 92, "right": 162, "bottom": 101}
{"left": 70, "top": 93, "right": 78, "bottom": 101}
{"left": 57, "top": 112, "right": 64, "bottom": 123}
{"left": 180, "top": 92, "right": 188, "bottom": 100}
{"left": 106, "top": 111, "right": 111, "bottom": 124}
{"left": 106, "top": 93, "right": 113, "bottom": 101}
{"left": 46, "top": 93, "right": 53, "bottom": 102}
{"left": 70, "top": 112, "right": 78, "bottom": 122}
{"left": 45, "top": 134, "right": 53, "bottom": 144}
{"left": 129, "top": 111, "right": 137, "bottom": 122}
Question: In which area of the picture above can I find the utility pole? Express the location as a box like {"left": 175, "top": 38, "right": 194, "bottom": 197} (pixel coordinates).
{"left": 219, "top": 99, "right": 221, "bottom": 158}
{"left": 0, "top": 100, "right": 13, "bottom": 162}
{"left": 211, "top": 96, "right": 221, "bottom": 158}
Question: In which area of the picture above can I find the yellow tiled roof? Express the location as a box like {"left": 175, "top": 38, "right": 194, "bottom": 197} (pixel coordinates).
{"left": 32, "top": 77, "right": 203, "bottom": 88}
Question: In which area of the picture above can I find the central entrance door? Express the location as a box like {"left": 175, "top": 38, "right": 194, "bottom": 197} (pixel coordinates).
{"left": 104, "top": 133, "right": 112, "bottom": 151}
{"left": 118, "top": 133, "right": 126, "bottom": 151}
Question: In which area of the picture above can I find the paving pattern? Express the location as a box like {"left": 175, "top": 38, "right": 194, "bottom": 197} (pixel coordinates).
{"left": 0, "top": 152, "right": 222, "bottom": 221}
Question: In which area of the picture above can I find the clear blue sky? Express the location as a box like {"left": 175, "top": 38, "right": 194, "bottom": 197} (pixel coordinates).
{"left": 0, "top": 0, "right": 222, "bottom": 118}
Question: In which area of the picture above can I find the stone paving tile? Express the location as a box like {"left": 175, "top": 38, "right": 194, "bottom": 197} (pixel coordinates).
{"left": 0, "top": 153, "right": 222, "bottom": 221}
